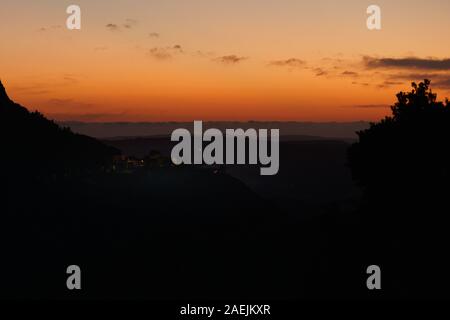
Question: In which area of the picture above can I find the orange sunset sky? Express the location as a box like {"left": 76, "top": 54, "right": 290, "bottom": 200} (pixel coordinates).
{"left": 1, "top": 0, "right": 450, "bottom": 122}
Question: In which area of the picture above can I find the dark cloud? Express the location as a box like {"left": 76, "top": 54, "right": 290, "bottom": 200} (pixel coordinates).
{"left": 341, "top": 71, "right": 359, "bottom": 77}
{"left": 394, "top": 75, "right": 450, "bottom": 89}
{"left": 105, "top": 23, "right": 119, "bottom": 31}
{"left": 381, "top": 73, "right": 450, "bottom": 89}
{"left": 364, "top": 56, "right": 450, "bottom": 70}
{"left": 268, "top": 58, "right": 305, "bottom": 68}
{"left": 432, "top": 77, "right": 450, "bottom": 89}
{"left": 376, "top": 80, "right": 404, "bottom": 89}
{"left": 314, "top": 68, "right": 327, "bottom": 76}
{"left": 387, "top": 72, "right": 438, "bottom": 81}
{"left": 214, "top": 55, "right": 248, "bottom": 65}
{"left": 351, "top": 81, "right": 369, "bottom": 87}
{"left": 149, "top": 32, "right": 160, "bottom": 38}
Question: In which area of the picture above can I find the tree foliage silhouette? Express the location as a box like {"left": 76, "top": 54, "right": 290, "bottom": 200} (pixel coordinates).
{"left": 348, "top": 81, "right": 450, "bottom": 299}
{"left": 348, "top": 79, "right": 450, "bottom": 204}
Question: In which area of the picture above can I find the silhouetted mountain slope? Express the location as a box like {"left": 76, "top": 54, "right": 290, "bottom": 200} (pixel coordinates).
{"left": 0, "top": 80, "right": 119, "bottom": 176}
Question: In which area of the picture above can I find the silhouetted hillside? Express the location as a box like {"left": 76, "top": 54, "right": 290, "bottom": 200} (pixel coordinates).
{"left": 0, "top": 80, "right": 119, "bottom": 177}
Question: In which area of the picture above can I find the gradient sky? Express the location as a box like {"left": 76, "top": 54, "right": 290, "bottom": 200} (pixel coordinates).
{"left": 1, "top": 0, "right": 450, "bottom": 122}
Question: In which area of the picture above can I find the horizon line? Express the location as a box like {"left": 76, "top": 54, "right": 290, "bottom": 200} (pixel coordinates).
{"left": 57, "top": 120, "right": 371, "bottom": 124}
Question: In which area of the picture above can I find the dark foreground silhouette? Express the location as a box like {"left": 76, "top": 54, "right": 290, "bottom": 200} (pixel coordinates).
{"left": 1, "top": 79, "right": 449, "bottom": 300}
{"left": 348, "top": 80, "right": 450, "bottom": 298}
{"left": 0, "top": 80, "right": 119, "bottom": 178}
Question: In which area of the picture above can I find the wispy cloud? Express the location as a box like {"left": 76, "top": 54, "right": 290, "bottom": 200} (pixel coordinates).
{"left": 49, "top": 113, "right": 122, "bottom": 122}
{"left": 214, "top": 55, "right": 248, "bottom": 65}
{"left": 268, "top": 58, "right": 305, "bottom": 68}
{"left": 148, "top": 45, "right": 184, "bottom": 60}
{"left": 38, "top": 25, "right": 62, "bottom": 32}
{"left": 149, "top": 48, "right": 172, "bottom": 60}
{"left": 341, "top": 104, "right": 389, "bottom": 109}
{"left": 172, "top": 45, "right": 183, "bottom": 53}
{"left": 341, "top": 71, "right": 359, "bottom": 77}
{"left": 149, "top": 32, "right": 160, "bottom": 38}
{"left": 63, "top": 74, "right": 80, "bottom": 84}
{"left": 364, "top": 56, "right": 450, "bottom": 70}
{"left": 387, "top": 72, "right": 439, "bottom": 81}
{"left": 355, "top": 104, "right": 389, "bottom": 109}
{"left": 432, "top": 77, "right": 450, "bottom": 89}
{"left": 308, "top": 55, "right": 450, "bottom": 91}
{"left": 123, "top": 18, "right": 138, "bottom": 29}
{"left": 105, "top": 23, "right": 120, "bottom": 31}
{"left": 10, "top": 85, "right": 51, "bottom": 95}
{"left": 9, "top": 75, "right": 82, "bottom": 96}
{"left": 106, "top": 19, "right": 138, "bottom": 32}
{"left": 376, "top": 80, "right": 403, "bottom": 89}
{"left": 382, "top": 72, "right": 450, "bottom": 89}
{"left": 47, "top": 98, "right": 93, "bottom": 109}
{"left": 351, "top": 81, "right": 370, "bottom": 87}
{"left": 313, "top": 68, "right": 328, "bottom": 76}
{"left": 47, "top": 98, "right": 73, "bottom": 105}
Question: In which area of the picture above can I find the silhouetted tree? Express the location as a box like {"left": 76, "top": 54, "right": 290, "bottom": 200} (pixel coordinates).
{"left": 348, "top": 79, "right": 450, "bottom": 205}
{"left": 347, "top": 80, "right": 450, "bottom": 298}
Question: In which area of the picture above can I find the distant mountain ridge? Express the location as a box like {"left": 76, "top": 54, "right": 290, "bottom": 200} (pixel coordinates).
{"left": 61, "top": 121, "right": 370, "bottom": 139}
{"left": 0, "top": 80, "right": 119, "bottom": 176}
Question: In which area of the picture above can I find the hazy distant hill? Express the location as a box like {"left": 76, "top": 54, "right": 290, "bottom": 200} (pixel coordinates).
{"left": 61, "top": 120, "right": 369, "bottom": 139}
{"left": 0, "top": 80, "right": 119, "bottom": 176}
